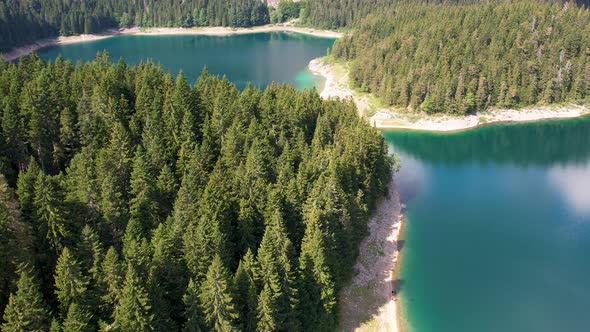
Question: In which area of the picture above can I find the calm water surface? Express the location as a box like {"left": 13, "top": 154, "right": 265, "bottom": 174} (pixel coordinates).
{"left": 38, "top": 32, "right": 335, "bottom": 90}
{"left": 384, "top": 117, "right": 590, "bottom": 332}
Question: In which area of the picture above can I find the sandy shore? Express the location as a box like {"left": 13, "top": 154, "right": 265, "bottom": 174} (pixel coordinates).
{"left": 126, "top": 25, "right": 342, "bottom": 38}
{"left": 371, "top": 105, "right": 589, "bottom": 132}
{"left": 309, "top": 57, "right": 590, "bottom": 131}
{"left": 2, "top": 24, "right": 342, "bottom": 62}
{"left": 339, "top": 180, "right": 404, "bottom": 332}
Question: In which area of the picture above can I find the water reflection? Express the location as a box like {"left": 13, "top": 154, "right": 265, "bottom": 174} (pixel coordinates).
{"left": 383, "top": 116, "right": 590, "bottom": 167}
{"left": 548, "top": 162, "right": 590, "bottom": 217}
{"left": 383, "top": 116, "right": 590, "bottom": 332}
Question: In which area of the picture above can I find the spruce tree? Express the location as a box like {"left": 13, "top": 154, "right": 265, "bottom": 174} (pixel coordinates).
{"left": 62, "top": 303, "right": 93, "bottom": 332}
{"left": 33, "top": 173, "right": 69, "bottom": 253}
{"left": 233, "top": 249, "right": 258, "bottom": 332}
{"left": 113, "top": 264, "right": 154, "bottom": 332}
{"left": 255, "top": 210, "right": 299, "bottom": 331}
{"left": 128, "top": 146, "right": 159, "bottom": 238}
{"left": 0, "top": 174, "right": 32, "bottom": 310}
{"left": 54, "top": 246, "right": 88, "bottom": 314}
{"left": 99, "top": 247, "right": 123, "bottom": 319}
{"left": 1, "top": 264, "right": 49, "bottom": 332}
{"left": 199, "top": 255, "right": 239, "bottom": 332}
{"left": 182, "top": 278, "right": 203, "bottom": 332}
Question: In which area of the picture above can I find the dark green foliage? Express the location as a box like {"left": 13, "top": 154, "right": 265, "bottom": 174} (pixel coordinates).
{"left": 54, "top": 247, "right": 88, "bottom": 314}
{"left": 1, "top": 264, "right": 49, "bottom": 332}
{"left": 0, "top": 55, "right": 392, "bottom": 330}
{"left": 0, "top": 174, "right": 32, "bottom": 311}
{"left": 113, "top": 265, "right": 154, "bottom": 331}
{"left": 62, "top": 303, "right": 93, "bottom": 332}
{"left": 332, "top": 0, "right": 590, "bottom": 113}
{"left": 182, "top": 278, "right": 203, "bottom": 332}
{"left": 271, "top": 0, "right": 301, "bottom": 23}
{"left": 233, "top": 250, "right": 258, "bottom": 331}
{"left": 0, "top": 0, "right": 271, "bottom": 52}
{"left": 199, "top": 255, "right": 239, "bottom": 331}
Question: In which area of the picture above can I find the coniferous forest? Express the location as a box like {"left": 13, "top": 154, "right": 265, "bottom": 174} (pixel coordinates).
{"left": 0, "top": 53, "right": 392, "bottom": 331}
{"left": 0, "top": 0, "right": 272, "bottom": 52}
{"left": 332, "top": 0, "right": 590, "bottom": 113}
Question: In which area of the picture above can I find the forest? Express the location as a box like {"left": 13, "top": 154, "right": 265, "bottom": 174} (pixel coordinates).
{"left": 331, "top": 0, "right": 590, "bottom": 113}
{"left": 0, "top": 53, "right": 392, "bottom": 331}
{"left": 0, "top": 0, "right": 272, "bottom": 52}
{"left": 299, "top": 0, "right": 590, "bottom": 29}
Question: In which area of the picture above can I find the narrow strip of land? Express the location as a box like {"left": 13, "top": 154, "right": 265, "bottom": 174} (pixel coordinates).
{"left": 310, "top": 57, "right": 590, "bottom": 131}
{"left": 2, "top": 24, "right": 342, "bottom": 61}
{"left": 339, "top": 181, "right": 403, "bottom": 332}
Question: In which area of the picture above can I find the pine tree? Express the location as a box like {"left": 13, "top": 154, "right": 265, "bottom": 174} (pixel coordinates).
{"left": 128, "top": 146, "right": 159, "bottom": 238}
{"left": 156, "top": 163, "right": 178, "bottom": 219}
{"left": 1, "top": 264, "right": 49, "bottom": 332}
{"left": 16, "top": 157, "right": 40, "bottom": 224}
{"left": 233, "top": 249, "right": 258, "bottom": 332}
{"left": 199, "top": 255, "right": 239, "bottom": 332}
{"left": 113, "top": 264, "right": 154, "bottom": 332}
{"left": 255, "top": 210, "right": 299, "bottom": 331}
{"left": 183, "top": 164, "right": 234, "bottom": 282}
{"left": 182, "top": 278, "right": 203, "bottom": 332}
{"left": 0, "top": 174, "right": 32, "bottom": 310}
{"left": 148, "top": 221, "right": 184, "bottom": 331}
{"left": 54, "top": 247, "right": 88, "bottom": 314}
{"left": 99, "top": 247, "right": 123, "bottom": 319}
{"left": 62, "top": 303, "right": 93, "bottom": 332}
{"left": 34, "top": 173, "right": 69, "bottom": 252}
{"left": 298, "top": 216, "right": 337, "bottom": 331}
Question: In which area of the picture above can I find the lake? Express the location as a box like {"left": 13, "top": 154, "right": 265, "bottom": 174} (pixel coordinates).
{"left": 384, "top": 117, "right": 590, "bottom": 332}
{"left": 38, "top": 31, "right": 590, "bottom": 332}
{"left": 38, "top": 32, "right": 335, "bottom": 90}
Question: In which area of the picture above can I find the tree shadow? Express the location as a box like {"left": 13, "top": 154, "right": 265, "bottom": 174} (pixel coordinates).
{"left": 392, "top": 278, "right": 404, "bottom": 296}
{"left": 397, "top": 239, "right": 405, "bottom": 253}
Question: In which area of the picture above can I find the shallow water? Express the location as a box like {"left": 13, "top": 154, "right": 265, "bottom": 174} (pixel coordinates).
{"left": 38, "top": 32, "right": 335, "bottom": 90}
{"left": 383, "top": 117, "right": 590, "bottom": 332}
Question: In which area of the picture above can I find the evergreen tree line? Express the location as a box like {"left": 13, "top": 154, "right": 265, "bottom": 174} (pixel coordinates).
{"left": 0, "top": 53, "right": 392, "bottom": 331}
{"left": 299, "top": 0, "right": 590, "bottom": 29}
{"left": 331, "top": 0, "right": 590, "bottom": 114}
{"left": 0, "top": 0, "right": 271, "bottom": 53}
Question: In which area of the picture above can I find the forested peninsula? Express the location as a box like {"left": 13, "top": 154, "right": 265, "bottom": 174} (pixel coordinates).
{"left": 0, "top": 54, "right": 392, "bottom": 331}
{"left": 332, "top": 1, "right": 590, "bottom": 114}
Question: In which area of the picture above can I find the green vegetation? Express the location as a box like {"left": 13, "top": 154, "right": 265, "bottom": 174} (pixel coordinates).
{"left": 0, "top": 53, "right": 392, "bottom": 330}
{"left": 270, "top": 0, "right": 302, "bottom": 24}
{"left": 332, "top": 0, "right": 590, "bottom": 114}
{"left": 0, "top": 0, "right": 271, "bottom": 52}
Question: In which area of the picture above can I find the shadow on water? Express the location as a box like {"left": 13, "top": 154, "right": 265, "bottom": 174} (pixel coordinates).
{"left": 397, "top": 239, "right": 405, "bottom": 253}
{"left": 393, "top": 278, "right": 404, "bottom": 295}
{"left": 382, "top": 116, "right": 590, "bottom": 167}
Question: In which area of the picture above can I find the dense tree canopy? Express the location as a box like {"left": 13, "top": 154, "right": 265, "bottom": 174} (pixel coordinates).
{"left": 0, "top": 0, "right": 271, "bottom": 52}
{"left": 332, "top": 0, "right": 590, "bottom": 113}
{"left": 0, "top": 53, "right": 392, "bottom": 330}
{"left": 299, "top": 0, "right": 590, "bottom": 29}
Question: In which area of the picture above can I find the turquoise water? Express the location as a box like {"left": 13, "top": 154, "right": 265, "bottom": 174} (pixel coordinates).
{"left": 38, "top": 32, "right": 334, "bottom": 90}
{"left": 383, "top": 117, "right": 590, "bottom": 332}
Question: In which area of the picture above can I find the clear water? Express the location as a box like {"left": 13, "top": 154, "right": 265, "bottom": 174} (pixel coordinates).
{"left": 37, "top": 31, "right": 590, "bottom": 331}
{"left": 383, "top": 117, "right": 590, "bottom": 332}
{"left": 38, "top": 32, "right": 335, "bottom": 90}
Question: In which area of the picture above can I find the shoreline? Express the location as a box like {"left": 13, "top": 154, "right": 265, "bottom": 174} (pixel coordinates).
{"left": 308, "top": 57, "right": 590, "bottom": 131}
{"left": 339, "top": 180, "right": 404, "bottom": 332}
{"left": 2, "top": 24, "right": 342, "bottom": 62}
